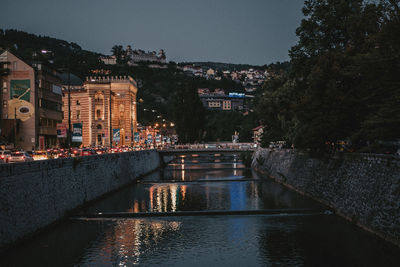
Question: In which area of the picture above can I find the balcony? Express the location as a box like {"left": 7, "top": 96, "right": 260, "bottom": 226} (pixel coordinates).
{"left": 0, "top": 68, "right": 10, "bottom": 76}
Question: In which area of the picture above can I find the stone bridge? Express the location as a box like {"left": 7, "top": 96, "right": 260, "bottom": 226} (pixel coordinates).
{"left": 157, "top": 143, "right": 255, "bottom": 155}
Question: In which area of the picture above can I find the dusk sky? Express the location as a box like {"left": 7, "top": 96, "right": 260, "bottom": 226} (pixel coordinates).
{"left": 1, "top": 0, "right": 305, "bottom": 65}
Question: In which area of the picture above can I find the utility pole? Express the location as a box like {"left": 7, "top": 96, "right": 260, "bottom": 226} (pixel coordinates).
{"left": 14, "top": 107, "right": 17, "bottom": 149}
{"left": 109, "top": 90, "right": 113, "bottom": 147}
{"left": 67, "top": 70, "right": 72, "bottom": 148}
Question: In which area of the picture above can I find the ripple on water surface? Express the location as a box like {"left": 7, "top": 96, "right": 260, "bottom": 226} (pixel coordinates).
{"left": 71, "top": 215, "right": 399, "bottom": 267}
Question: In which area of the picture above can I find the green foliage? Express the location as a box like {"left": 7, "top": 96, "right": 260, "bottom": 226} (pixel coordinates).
{"left": 256, "top": 0, "right": 400, "bottom": 151}
{"left": 111, "top": 45, "right": 129, "bottom": 64}
{"left": 173, "top": 81, "right": 205, "bottom": 143}
{"left": 203, "top": 111, "right": 257, "bottom": 142}
{"left": 0, "top": 29, "right": 102, "bottom": 78}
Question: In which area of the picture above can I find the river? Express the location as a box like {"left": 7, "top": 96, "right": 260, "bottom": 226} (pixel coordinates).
{"left": 1, "top": 153, "right": 399, "bottom": 266}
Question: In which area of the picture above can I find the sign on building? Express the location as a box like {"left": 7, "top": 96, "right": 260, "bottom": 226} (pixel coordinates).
{"left": 134, "top": 132, "right": 140, "bottom": 142}
{"left": 57, "top": 123, "right": 67, "bottom": 138}
{"left": 10, "top": 80, "right": 30, "bottom": 101}
{"left": 72, "top": 123, "right": 82, "bottom": 142}
{"left": 8, "top": 80, "right": 34, "bottom": 121}
{"left": 113, "top": 129, "right": 120, "bottom": 141}
{"left": 39, "top": 136, "right": 45, "bottom": 151}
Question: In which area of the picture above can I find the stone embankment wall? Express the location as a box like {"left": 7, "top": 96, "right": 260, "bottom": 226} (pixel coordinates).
{"left": 0, "top": 150, "right": 163, "bottom": 250}
{"left": 252, "top": 149, "right": 400, "bottom": 246}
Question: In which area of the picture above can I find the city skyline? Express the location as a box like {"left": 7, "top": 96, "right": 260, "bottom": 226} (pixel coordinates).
{"left": 1, "top": 0, "right": 305, "bottom": 65}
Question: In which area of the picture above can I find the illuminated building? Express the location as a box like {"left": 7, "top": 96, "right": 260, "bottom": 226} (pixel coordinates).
{"left": 62, "top": 75, "right": 138, "bottom": 147}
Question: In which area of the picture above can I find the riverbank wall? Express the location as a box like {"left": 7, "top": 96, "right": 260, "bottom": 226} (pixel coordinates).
{"left": 252, "top": 148, "right": 400, "bottom": 247}
{"left": 0, "top": 150, "right": 166, "bottom": 250}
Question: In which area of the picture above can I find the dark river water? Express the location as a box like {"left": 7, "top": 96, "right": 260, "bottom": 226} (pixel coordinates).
{"left": 1, "top": 153, "right": 400, "bottom": 266}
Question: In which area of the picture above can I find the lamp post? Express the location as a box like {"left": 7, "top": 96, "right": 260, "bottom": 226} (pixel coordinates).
{"left": 109, "top": 90, "right": 113, "bottom": 147}
{"left": 14, "top": 107, "right": 17, "bottom": 149}
{"left": 153, "top": 123, "right": 158, "bottom": 148}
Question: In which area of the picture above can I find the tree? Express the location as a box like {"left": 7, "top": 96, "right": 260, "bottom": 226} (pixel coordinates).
{"left": 111, "top": 45, "right": 127, "bottom": 64}
{"left": 256, "top": 0, "right": 400, "bottom": 151}
{"left": 174, "top": 81, "right": 205, "bottom": 143}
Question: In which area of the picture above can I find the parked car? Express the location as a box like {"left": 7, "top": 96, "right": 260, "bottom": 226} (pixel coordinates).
{"left": 10, "top": 151, "right": 34, "bottom": 163}
{"left": 71, "top": 148, "right": 81, "bottom": 157}
{"left": 57, "top": 149, "right": 70, "bottom": 158}
{"left": 81, "top": 148, "right": 96, "bottom": 156}
{"left": 94, "top": 147, "right": 107, "bottom": 155}
{"left": 0, "top": 150, "right": 12, "bottom": 163}
{"left": 32, "top": 151, "right": 48, "bottom": 160}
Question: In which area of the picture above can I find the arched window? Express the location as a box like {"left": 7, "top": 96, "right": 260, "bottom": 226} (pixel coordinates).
{"left": 97, "top": 124, "right": 102, "bottom": 130}
{"left": 95, "top": 91, "right": 104, "bottom": 102}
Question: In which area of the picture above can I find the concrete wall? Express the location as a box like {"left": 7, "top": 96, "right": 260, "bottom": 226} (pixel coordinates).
{"left": 252, "top": 148, "right": 400, "bottom": 247}
{"left": 0, "top": 150, "right": 161, "bottom": 249}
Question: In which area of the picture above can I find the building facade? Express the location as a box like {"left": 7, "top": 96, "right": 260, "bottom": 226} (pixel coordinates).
{"left": 62, "top": 76, "right": 138, "bottom": 147}
{"left": 32, "top": 62, "right": 63, "bottom": 149}
{"left": 198, "top": 88, "right": 247, "bottom": 112}
{"left": 0, "top": 50, "right": 36, "bottom": 150}
{"left": 0, "top": 50, "right": 63, "bottom": 150}
{"left": 127, "top": 46, "right": 166, "bottom": 64}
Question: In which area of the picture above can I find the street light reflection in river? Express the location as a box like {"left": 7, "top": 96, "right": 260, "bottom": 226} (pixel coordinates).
{"left": 149, "top": 184, "right": 183, "bottom": 212}
{"left": 99, "top": 219, "right": 181, "bottom": 266}
{"left": 181, "top": 157, "right": 185, "bottom": 181}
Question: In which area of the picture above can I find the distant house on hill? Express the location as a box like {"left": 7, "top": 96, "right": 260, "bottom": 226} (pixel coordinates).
{"left": 100, "top": 45, "right": 166, "bottom": 65}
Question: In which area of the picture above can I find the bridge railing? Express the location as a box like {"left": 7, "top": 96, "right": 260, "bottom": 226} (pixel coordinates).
{"left": 158, "top": 143, "right": 255, "bottom": 151}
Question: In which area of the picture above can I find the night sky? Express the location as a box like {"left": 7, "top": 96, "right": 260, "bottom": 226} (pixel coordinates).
{"left": 1, "top": 0, "right": 305, "bottom": 65}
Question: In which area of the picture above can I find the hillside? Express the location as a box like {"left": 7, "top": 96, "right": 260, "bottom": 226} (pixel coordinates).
{"left": 179, "top": 61, "right": 262, "bottom": 71}
{"left": 0, "top": 29, "right": 260, "bottom": 142}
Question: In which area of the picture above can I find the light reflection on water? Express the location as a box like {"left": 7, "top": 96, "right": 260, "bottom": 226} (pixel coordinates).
{"left": 1, "top": 154, "right": 400, "bottom": 267}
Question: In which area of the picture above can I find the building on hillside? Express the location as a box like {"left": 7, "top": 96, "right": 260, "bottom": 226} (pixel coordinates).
{"left": 197, "top": 89, "right": 248, "bottom": 112}
{"left": 183, "top": 65, "right": 203, "bottom": 76}
{"left": 62, "top": 75, "right": 138, "bottom": 147}
{"left": 0, "top": 50, "right": 63, "bottom": 150}
{"left": 206, "top": 68, "right": 215, "bottom": 76}
{"left": 127, "top": 45, "right": 166, "bottom": 64}
{"left": 100, "top": 46, "right": 166, "bottom": 65}
{"left": 99, "top": 55, "right": 117, "bottom": 65}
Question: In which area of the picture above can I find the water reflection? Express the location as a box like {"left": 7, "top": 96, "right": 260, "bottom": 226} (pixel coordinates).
{"left": 77, "top": 219, "right": 182, "bottom": 266}
{"left": 1, "top": 154, "right": 400, "bottom": 267}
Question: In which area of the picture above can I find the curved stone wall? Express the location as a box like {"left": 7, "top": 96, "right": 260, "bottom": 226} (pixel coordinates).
{"left": 252, "top": 148, "right": 400, "bottom": 247}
